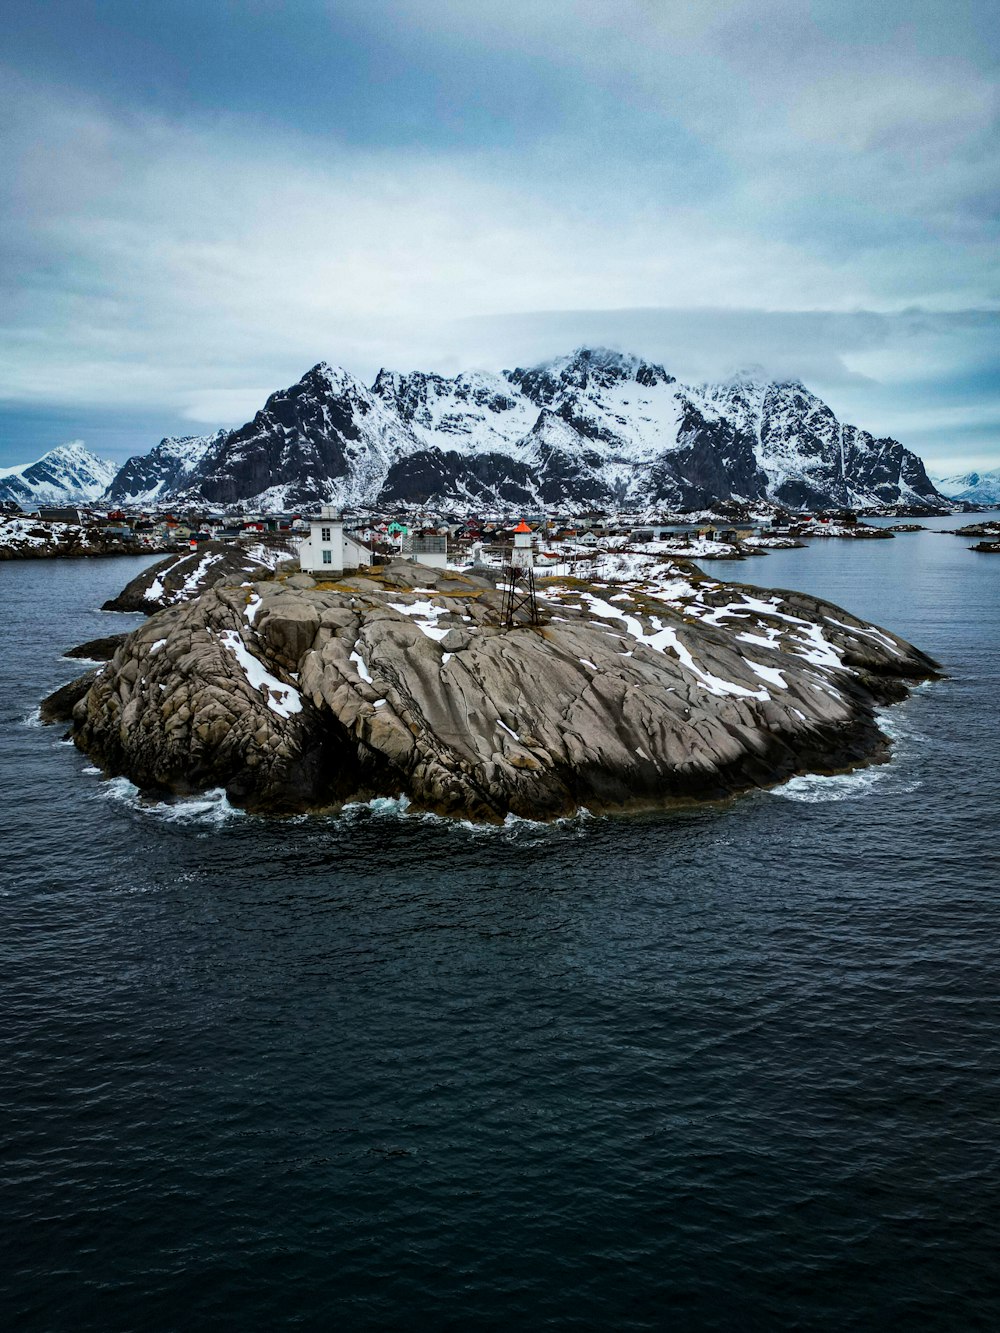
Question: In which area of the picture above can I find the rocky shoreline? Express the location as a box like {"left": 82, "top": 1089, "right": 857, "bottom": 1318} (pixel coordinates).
{"left": 952, "top": 520, "right": 1000, "bottom": 539}
{"left": 0, "top": 513, "right": 159, "bottom": 561}
{"left": 101, "top": 537, "right": 297, "bottom": 611}
{"left": 44, "top": 555, "right": 940, "bottom": 822}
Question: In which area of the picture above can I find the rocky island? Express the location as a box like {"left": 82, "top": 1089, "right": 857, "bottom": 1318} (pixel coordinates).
{"left": 952, "top": 520, "right": 1000, "bottom": 537}
{"left": 46, "top": 553, "right": 939, "bottom": 822}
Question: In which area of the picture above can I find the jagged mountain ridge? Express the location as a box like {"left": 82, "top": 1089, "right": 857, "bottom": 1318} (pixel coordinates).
{"left": 106, "top": 431, "right": 226, "bottom": 506}
{"left": 0, "top": 443, "right": 117, "bottom": 508}
{"left": 932, "top": 467, "right": 1000, "bottom": 506}
{"left": 105, "top": 348, "right": 946, "bottom": 512}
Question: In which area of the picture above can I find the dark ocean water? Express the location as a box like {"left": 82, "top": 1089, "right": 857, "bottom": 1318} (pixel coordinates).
{"left": 2, "top": 519, "right": 998, "bottom": 1332}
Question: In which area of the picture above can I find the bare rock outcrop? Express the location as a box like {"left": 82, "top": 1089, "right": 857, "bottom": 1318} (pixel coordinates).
{"left": 63, "top": 634, "right": 127, "bottom": 662}
{"left": 40, "top": 670, "right": 101, "bottom": 724}
{"left": 101, "top": 536, "right": 297, "bottom": 613}
{"left": 57, "top": 558, "right": 939, "bottom": 821}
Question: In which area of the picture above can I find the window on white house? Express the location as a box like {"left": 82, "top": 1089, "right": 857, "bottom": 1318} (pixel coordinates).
{"left": 321, "top": 526, "right": 331, "bottom": 541}
{"left": 322, "top": 550, "right": 332, "bottom": 564}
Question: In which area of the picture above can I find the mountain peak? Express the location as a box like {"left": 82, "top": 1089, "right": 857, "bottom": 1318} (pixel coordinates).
{"left": 95, "top": 349, "right": 947, "bottom": 514}
{"left": 306, "top": 361, "right": 366, "bottom": 395}
{"left": 504, "top": 347, "right": 676, "bottom": 417}
{"left": 45, "top": 439, "right": 96, "bottom": 462}
{"left": 531, "top": 346, "right": 674, "bottom": 388}
{"left": 0, "top": 440, "right": 117, "bottom": 507}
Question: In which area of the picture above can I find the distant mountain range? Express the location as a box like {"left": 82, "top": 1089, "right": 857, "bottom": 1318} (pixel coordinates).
{"left": 5, "top": 349, "right": 953, "bottom": 513}
{"left": 931, "top": 467, "right": 1000, "bottom": 506}
{"left": 0, "top": 442, "right": 117, "bottom": 508}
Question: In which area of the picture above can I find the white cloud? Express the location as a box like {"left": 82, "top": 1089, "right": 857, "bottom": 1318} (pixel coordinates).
{"left": 180, "top": 389, "right": 278, "bottom": 425}
{"left": 1, "top": 0, "right": 997, "bottom": 472}
{"left": 2, "top": 76, "right": 923, "bottom": 411}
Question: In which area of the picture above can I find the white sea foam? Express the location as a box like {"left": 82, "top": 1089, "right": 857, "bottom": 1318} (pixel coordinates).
{"left": 769, "top": 702, "right": 924, "bottom": 803}
{"left": 83, "top": 777, "right": 593, "bottom": 835}
{"left": 97, "top": 778, "right": 245, "bottom": 825}
{"left": 769, "top": 768, "right": 889, "bottom": 803}
{"left": 876, "top": 706, "right": 929, "bottom": 745}
{"left": 152, "top": 789, "right": 247, "bottom": 825}
{"left": 98, "top": 776, "right": 142, "bottom": 804}
{"left": 334, "top": 793, "right": 597, "bottom": 837}
{"left": 336, "top": 794, "right": 413, "bottom": 823}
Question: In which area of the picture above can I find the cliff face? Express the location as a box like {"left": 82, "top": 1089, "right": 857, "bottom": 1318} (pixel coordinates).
{"left": 104, "top": 432, "right": 225, "bottom": 506}
{"left": 59, "top": 557, "right": 938, "bottom": 821}
{"left": 102, "top": 348, "right": 947, "bottom": 513}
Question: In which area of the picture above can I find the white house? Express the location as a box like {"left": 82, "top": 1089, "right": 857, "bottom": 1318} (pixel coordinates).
{"left": 297, "top": 505, "right": 374, "bottom": 575}
{"left": 400, "top": 532, "right": 448, "bottom": 569}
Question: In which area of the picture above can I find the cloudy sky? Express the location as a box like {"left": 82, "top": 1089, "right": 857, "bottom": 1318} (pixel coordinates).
{"left": 2, "top": 0, "right": 997, "bottom": 475}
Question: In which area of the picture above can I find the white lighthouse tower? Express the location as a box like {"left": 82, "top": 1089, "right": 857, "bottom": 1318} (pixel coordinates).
{"left": 511, "top": 520, "right": 533, "bottom": 569}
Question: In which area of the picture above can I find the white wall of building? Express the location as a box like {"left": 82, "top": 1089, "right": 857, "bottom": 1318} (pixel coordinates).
{"left": 297, "top": 508, "right": 373, "bottom": 573}
{"left": 401, "top": 535, "right": 448, "bottom": 569}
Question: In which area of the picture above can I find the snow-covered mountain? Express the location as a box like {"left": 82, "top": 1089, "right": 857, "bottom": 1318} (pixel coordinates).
{"left": 932, "top": 467, "right": 1000, "bottom": 506}
{"left": 104, "top": 348, "right": 947, "bottom": 513}
{"left": 105, "top": 430, "right": 226, "bottom": 505}
{"left": 107, "top": 365, "right": 426, "bottom": 511}
{"left": 0, "top": 442, "right": 117, "bottom": 508}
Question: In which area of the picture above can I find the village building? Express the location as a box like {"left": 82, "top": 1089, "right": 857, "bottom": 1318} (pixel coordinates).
{"left": 36, "top": 506, "right": 87, "bottom": 525}
{"left": 297, "top": 505, "right": 374, "bottom": 575}
{"left": 400, "top": 532, "right": 448, "bottom": 568}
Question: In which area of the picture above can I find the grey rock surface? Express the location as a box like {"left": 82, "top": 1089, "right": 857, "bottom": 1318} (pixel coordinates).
{"left": 40, "top": 670, "right": 101, "bottom": 724}
{"left": 63, "top": 634, "right": 127, "bottom": 661}
{"left": 61, "top": 557, "right": 939, "bottom": 821}
{"left": 102, "top": 537, "right": 297, "bottom": 613}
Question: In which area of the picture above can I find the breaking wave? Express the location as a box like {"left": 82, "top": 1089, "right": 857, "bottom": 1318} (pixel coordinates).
{"left": 769, "top": 767, "right": 893, "bottom": 803}
{"left": 96, "top": 777, "right": 245, "bottom": 825}
{"left": 770, "top": 701, "right": 926, "bottom": 802}
{"left": 89, "top": 780, "right": 594, "bottom": 837}
{"left": 336, "top": 794, "right": 597, "bottom": 838}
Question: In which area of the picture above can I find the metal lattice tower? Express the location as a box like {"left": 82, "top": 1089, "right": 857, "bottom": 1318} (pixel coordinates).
{"left": 500, "top": 521, "right": 541, "bottom": 628}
